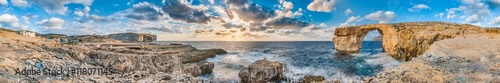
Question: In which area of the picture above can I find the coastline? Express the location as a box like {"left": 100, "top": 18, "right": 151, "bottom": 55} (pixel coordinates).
{"left": 1, "top": 23, "right": 500, "bottom": 82}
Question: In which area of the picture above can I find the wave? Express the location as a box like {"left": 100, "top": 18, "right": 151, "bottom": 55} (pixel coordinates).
{"left": 202, "top": 50, "right": 401, "bottom": 82}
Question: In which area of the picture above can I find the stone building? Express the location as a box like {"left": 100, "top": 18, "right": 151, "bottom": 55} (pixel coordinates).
{"left": 108, "top": 33, "right": 157, "bottom": 42}
{"left": 18, "top": 30, "right": 36, "bottom": 37}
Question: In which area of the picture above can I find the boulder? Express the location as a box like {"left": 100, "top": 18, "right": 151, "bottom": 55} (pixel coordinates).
{"left": 182, "top": 61, "right": 215, "bottom": 77}
{"left": 182, "top": 64, "right": 202, "bottom": 77}
{"left": 239, "top": 59, "right": 284, "bottom": 83}
{"left": 197, "top": 61, "right": 214, "bottom": 75}
{"left": 299, "top": 75, "right": 326, "bottom": 83}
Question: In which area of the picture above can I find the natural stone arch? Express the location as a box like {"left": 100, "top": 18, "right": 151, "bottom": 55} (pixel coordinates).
{"left": 332, "top": 24, "right": 395, "bottom": 53}
{"left": 333, "top": 22, "right": 500, "bottom": 61}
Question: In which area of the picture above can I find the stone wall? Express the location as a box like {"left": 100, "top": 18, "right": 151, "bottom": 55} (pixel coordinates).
{"left": 332, "top": 22, "right": 500, "bottom": 61}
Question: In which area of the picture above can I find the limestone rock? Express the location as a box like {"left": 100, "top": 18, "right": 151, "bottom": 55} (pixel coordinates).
{"left": 299, "top": 75, "right": 326, "bottom": 83}
{"left": 332, "top": 22, "right": 500, "bottom": 61}
{"left": 0, "top": 28, "right": 225, "bottom": 82}
{"left": 239, "top": 59, "right": 284, "bottom": 83}
{"left": 182, "top": 64, "right": 202, "bottom": 77}
{"left": 367, "top": 33, "right": 500, "bottom": 82}
{"left": 181, "top": 48, "right": 227, "bottom": 63}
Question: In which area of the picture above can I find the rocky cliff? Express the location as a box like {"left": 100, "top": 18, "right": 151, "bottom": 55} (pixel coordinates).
{"left": 108, "top": 33, "right": 157, "bottom": 42}
{"left": 0, "top": 28, "right": 227, "bottom": 82}
{"left": 333, "top": 22, "right": 500, "bottom": 61}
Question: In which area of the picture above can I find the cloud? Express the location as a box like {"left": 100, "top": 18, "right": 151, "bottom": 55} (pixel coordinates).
{"left": 446, "top": 0, "right": 491, "bottom": 23}
{"left": 22, "top": 14, "right": 38, "bottom": 24}
{"left": 88, "top": 15, "right": 114, "bottom": 22}
{"left": 307, "top": 0, "right": 336, "bottom": 12}
{"left": 446, "top": 8, "right": 459, "bottom": 19}
{"left": 37, "top": 17, "right": 65, "bottom": 29}
{"left": 29, "top": 0, "right": 94, "bottom": 15}
{"left": 229, "top": 3, "right": 275, "bottom": 22}
{"left": 0, "top": 14, "right": 28, "bottom": 29}
{"left": 194, "top": 29, "right": 206, "bottom": 34}
{"left": 221, "top": 23, "right": 243, "bottom": 29}
{"left": 408, "top": 4, "right": 431, "bottom": 12}
{"left": 12, "top": 0, "right": 29, "bottom": 7}
{"left": 74, "top": 11, "right": 84, "bottom": 17}
{"left": 0, "top": 14, "right": 19, "bottom": 25}
{"left": 225, "top": 0, "right": 247, "bottom": 6}
{"left": 125, "top": 2, "right": 165, "bottom": 21}
{"left": 489, "top": 0, "right": 500, "bottom": 7}
{"left": 276, "top": 1, "right": 299, "bottom": 18}
{"left": 144, "top": 26, "right": 182, "bottom": 34}
{"left": 465, "top": 14, "right": 482, "bottom": 23}
{"left": 265, "top": 18, "right": 310, "bottom": 29}
{"left": 344, "top": 8, "right": 352, "bottom": 15}
{"left": 162, "top": 0, "right": 212, "bottom": 24}
{"left": 365, "top": 11, "right": 396, "bottom": 23}
{"left": 489, "top": 16, "right": 500, "bottom": 25}
{"left": 435, "top": 13, "right": 444, "bottom": 18}
{"left": 224, "top": 0, "right": 310, "bottom": 32}
{"left": 208, "top": 0, "right": 214, "bottom": 4}
{"left": 74, "top": 6, "right": 91, "bottom": 17}
{"left": 283, "top": 1, "right": 293, "bottom": 10}
{"left": 0, "top": 0, "right": 7, "bottom": 5}
{"left": 340, "top": 16, "right": 362, "bottom": 27}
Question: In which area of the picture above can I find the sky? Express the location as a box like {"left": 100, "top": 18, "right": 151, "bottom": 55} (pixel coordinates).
{"left": 0, "top": 0, "right": 500, "bottom": 41}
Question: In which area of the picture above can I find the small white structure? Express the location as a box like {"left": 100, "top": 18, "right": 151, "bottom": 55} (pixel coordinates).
{"left": 18, "top": 30, "right": 36, "bottom": 37}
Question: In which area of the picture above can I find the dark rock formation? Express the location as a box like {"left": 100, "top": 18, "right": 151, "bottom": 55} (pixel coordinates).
{"left": 333, "top": 22, "right": 500, "bottom": 61}
{"left": 181, "top": 48, "right": 227, "bottom": 63}
{"left": 299, "top": 75, "right": 326, "bottom": 83}
{"left": 239, "top": 59, "right": 284, "bottom": 83}
{"left": 198, "top": 61, "right": 214, "bottom": 75}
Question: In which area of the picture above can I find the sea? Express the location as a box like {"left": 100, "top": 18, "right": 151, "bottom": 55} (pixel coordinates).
{"left": 155, "top": 41, "right": 401, "bottom": 82}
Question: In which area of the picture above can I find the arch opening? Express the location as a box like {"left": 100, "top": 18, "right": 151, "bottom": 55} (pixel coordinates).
{"left": 359, "top": 30, "right": 384, "bottom": 54}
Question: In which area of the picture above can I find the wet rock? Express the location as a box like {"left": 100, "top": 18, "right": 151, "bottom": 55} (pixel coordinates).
{"left": 205, "top": 49, "right": 227, "bottom": 54}
{"left": 239, "top": 59, "right": 284, "bottom": 83}
{"left": 181, "top": 49, "right": 227, "bottom": 63}
{"left": 197, "top": 61, "right": 214, "bottom": 75}
{"left": 299, "top": 75, "right": 326, "bottom": 83}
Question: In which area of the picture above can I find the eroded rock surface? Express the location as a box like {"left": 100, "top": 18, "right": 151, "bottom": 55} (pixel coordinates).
{"left": 0, "top": 28, "right": 226, "bottom": 82}
{"left": 363, "top": 33, "right": 500, "bottom": 83}
{"left": 333, "top": 22, "right": 500, "bottom": 61}
{"left": 239, "top": 59, "right": 284, "bottom": 83}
